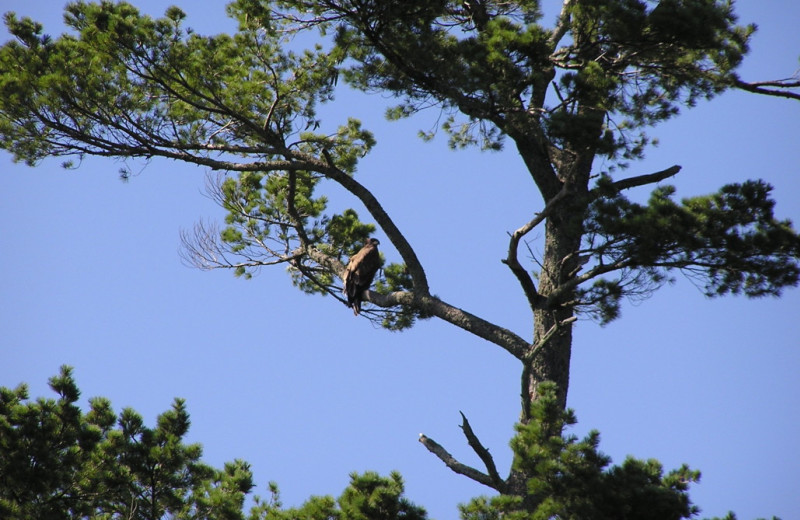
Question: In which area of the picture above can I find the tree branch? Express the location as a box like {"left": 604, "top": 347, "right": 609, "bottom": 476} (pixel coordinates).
{"left": 600, "top": 165, "right": 682, "bottom": 195}
{"left": 459, "top": 412, "right": 505, "bottom": 491}
{"left": 546, "top": 259, "right": 633, "bottom": 307}
{"left": 318, "top": 149, "right": 430, "bottom": 295}
{"left": 502, "top": 183, "right": 571, "bottom": 311}
{"left": 286, "top": 168, "right": 313, "bottom": 246}
{"left": 519, "top": 315, "right": 577, "bottom": 421}
{"left": 366, "top": 291, "right": 529, "bottom": 359}
{"left": 549, "top": 0, "right": 575, "bottom": 48}
{"left": 418, "top": 434, "right": 503, "bottom": 491}
{"left": 734, "top": 78, "right": 800, "bottom": 101}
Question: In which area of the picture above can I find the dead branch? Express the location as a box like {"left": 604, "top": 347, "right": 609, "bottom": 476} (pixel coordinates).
{"left": 604, "top": 164, "right": 681, "bottom": 195}
{"left": 459, "top": 412, "right": 506, "bottom": 491}
{"left": 418, "top": 433, "right": 502, "bottom": 491}
{"left": 502, "top": 183, "right": 572, "bottom": 310}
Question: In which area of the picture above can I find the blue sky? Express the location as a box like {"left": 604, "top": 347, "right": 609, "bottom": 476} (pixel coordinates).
{"left": 1, "top": 2, "right": 799, "bottom": 519}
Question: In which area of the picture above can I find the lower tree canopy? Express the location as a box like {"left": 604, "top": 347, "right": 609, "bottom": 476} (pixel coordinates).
{"left": 2, "top": 368, "right": 760, "bottom": 520}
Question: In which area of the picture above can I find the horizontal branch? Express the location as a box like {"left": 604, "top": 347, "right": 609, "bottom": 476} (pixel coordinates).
{"left": 604, "top": 165, "right": 681, "bottom": 194}
{"left": 418, "top": 434, "right": 502, "bottom": 491}
{"left": 734, "top": 78, "right": 800, "bottom": 101}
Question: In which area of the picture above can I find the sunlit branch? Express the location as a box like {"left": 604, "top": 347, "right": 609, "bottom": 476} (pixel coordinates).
{"left": 549, "top": 0, "right": 575, "bottom": 48}
{"left": 417, "top": 433, "right": 502, "bottom": 491}
{"left": 459, "top": 411, "right": 505, "bottom": 490}
{"left": 366, "top": 291, "right": 529, "bottom": 359}
{"left": 313, "top": 148, "right": 430, "bottom": 295}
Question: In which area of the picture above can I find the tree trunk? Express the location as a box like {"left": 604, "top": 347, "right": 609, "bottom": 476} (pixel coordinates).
{"left": 520, "top": 155, "right": 594, "bottom": 415}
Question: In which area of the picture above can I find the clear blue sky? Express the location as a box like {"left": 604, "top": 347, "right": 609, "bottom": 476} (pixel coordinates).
{"left": 1, "top": 2, "right": 798, "bottom": 519}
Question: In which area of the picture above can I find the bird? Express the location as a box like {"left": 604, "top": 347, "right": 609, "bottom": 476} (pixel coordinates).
{"left": 342, "top": 238, "right": 381, "bottom": 315}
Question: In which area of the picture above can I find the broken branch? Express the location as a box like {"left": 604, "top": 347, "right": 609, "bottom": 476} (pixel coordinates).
{"left": 459, "top": 412, "right": 505, "bottom": 491}
{"left": 418, "top": 433, "right": 502, "bottom": 491}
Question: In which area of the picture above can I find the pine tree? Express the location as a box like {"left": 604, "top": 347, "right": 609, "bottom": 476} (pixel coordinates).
{"left": 0, "top": 366, "right": 254, "bottom": 520}
{"left": 0, "top": 368, "right": 429, "bottom": 520}
{"left": 2, "top": 1, "right": 798, "bottom": 517}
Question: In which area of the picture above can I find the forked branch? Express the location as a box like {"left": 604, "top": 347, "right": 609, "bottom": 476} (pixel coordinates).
{"left": 418, "top": 433, "right": 505, "bottom": 492}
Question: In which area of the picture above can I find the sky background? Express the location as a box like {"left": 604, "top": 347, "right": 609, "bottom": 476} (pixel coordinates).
{"left": 1, "top": 1, "right": 799, "bottom": 519}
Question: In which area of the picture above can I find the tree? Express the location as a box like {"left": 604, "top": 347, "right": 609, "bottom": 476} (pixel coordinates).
{"left": 0, "top": 366, "right": 431, "bottom": 520}
{"left": 0, "top": 366, "right": 254, "bottom": 520}
{"left": 1, "top": 0, "right": 798, "bottom": 517}
{"left": 3, "top": 368, "right": 736, "bottom": 520}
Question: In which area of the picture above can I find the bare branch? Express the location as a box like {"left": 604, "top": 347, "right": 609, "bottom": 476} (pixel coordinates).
{"left": 546, "top": 259, "right": 633, "bottom": 306}
{"left": 734, "top": 78, "right": 800, "bottom": 101}
{"left": 520, "top": 315, "right": 577, "bottom": 421}
{"left": 178, "top": 220, "right": 297, "bottom": 272}
{"left": 418, "top": 434, "right": 502, "bottom": 491}
{"left": 529, "top": 316, "right": 577, "bottom": 361}
{"left": 600, "top": 165, "right": 682, "bottom": 195}
{"left": 502, "top": 183, "right": 571, "bottom": 311}
{"left": 459, "top": 412, "right": 505, "bottom": 491}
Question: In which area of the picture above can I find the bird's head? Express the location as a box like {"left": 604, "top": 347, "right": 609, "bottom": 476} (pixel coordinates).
{"left": 369, "top": 238, "right": 380, "bottom": 246}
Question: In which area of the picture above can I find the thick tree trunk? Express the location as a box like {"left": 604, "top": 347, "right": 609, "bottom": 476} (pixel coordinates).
{"left": 529, "top": 307, "right": 574, "bottom": 410}
{"left": 524, "top": 213, "right": 582, "bottom": 414}
{"left": 520, "top": 156, "right": 593, "bottom": 415}
{"left": 507, "top": 167, "right": 590, "bottom": 498}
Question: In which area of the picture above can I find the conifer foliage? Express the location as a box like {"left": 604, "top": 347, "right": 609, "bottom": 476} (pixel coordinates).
{"left": 0, "top": 367, "right": 427, "bottom": 520}
{"left": 2, "top": 370, "right": 748, "bottom": 520}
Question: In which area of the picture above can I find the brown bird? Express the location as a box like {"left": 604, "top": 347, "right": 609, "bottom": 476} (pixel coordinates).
{"left": 342, "top": 238, "right": 381, "bottom": 315}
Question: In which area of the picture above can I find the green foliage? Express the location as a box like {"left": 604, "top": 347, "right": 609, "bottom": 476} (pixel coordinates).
{"left": 304, "top": 0, "right": 754, "bottom": 163}
{"left": 0, "top": 366, "right": 252, "bottom": 520}
{"left": 373, "top": 262, "right": 431, "bottom": 331}
{"left": 580, "top": 179, "right": 800, "bottom": 323}
{"left": 0, "top": 0, "right": 364, "bottom": 165}
{"left": 0, "top": 369, "right": 428, "bottom": 520}
{"left": 1, "top": 2, "right": 795, "bottom": 518}
{"left": 338, "top": 471, "right": 428, "bottom": 520}
{"left": 2, "top": 1, "right": 795, "bottom": 331}
{"left": 460, "top": 382, "right": 701, "bottom": 520}
{"left": 246, "top": 471, "right": 427, "bottom": 520}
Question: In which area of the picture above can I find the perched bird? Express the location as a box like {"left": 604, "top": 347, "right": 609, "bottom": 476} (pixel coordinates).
{"left": 342, "top": 238, "right": 381, "bottom": 315}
